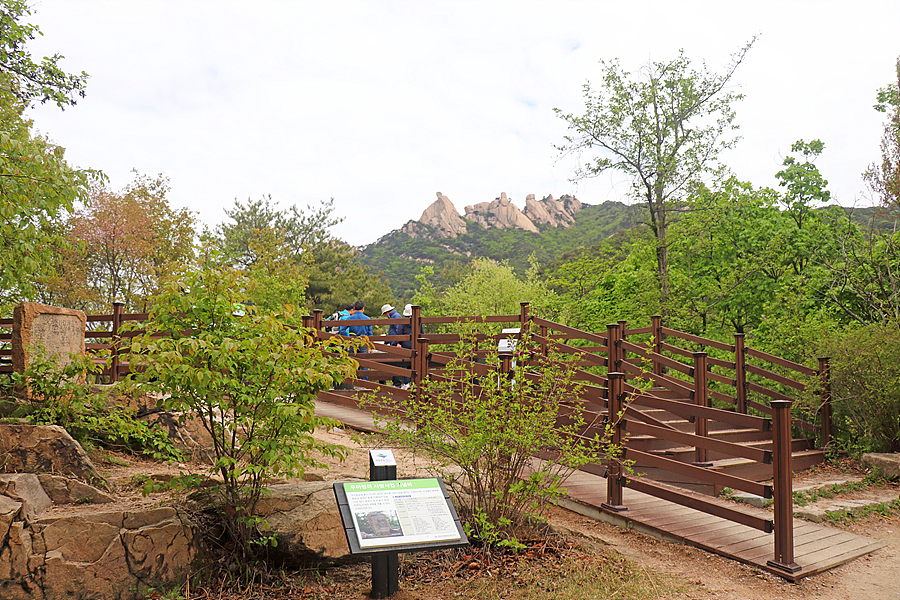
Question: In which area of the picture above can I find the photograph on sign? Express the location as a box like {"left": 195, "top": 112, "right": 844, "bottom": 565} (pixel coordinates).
{"left": 343, "top": 478, "right": 461, "bottom": 549}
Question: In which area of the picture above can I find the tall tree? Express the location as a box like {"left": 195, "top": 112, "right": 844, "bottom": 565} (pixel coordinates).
{"left": 864, "top": 57, "right": 900, "bottom": 213}
{"left": 554, "top": 40, "right": 755, "bottom": 315}
{"left": 774, "top": 139, "right": 833, "bottom": 279}
{"left": 40, "top": 173, "right": 197, "bottom": 313}
{"left": 0, "top": 4, "right": 95, "bottom": 311}
{"left": 211, "top": 197, "right": 391, "bottom": 314}
{"left": 0, "top": 0, "right": 88, "bottom": 108}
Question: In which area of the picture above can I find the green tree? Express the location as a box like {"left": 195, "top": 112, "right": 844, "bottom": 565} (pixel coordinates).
{"left": 0, "top": 4, "right": 96, "bottom": 311}
{"left": 0, "top": 0, "right": 88, "bottom": 108}
{"left": 128, "top": 265, "right": 357, "bottom": 560}
{"left": 554, "top": 40, "right": 755, "bottom": 314}
{"left": 418, "top": 257, "right": 568, "bottom": 324}
{"left": 864, "top": 57, "right": 899, "bottom": 213}
{"left": 669, "top": 178, "right": 782, "bottom": 335}
{"left": 211, "top": 196, "right": 391, "bottom": 314}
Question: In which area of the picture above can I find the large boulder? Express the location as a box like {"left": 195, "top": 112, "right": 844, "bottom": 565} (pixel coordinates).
{"left": 255, "top": 480, "right": 359, "bottom": 566}
{"left": 403, "top": 192, "right": 468, "bottom": 239}
{"left": 0, "top": 475, "right": 51, "bottom": 520}
{"left": 0, "top": 424, "right": 103, "bottom": 485}
{"left": 0, "top": 506, "right": 200, "bottom": 600}
{"left": 36, "top": 474, "right": 114, "bottom": 505}
{"left": 862, "top": 453, "right": 900, "bottom": 479}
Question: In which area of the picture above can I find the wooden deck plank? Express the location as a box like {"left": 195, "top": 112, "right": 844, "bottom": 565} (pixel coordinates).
{"left": 674, "top": 518, "right": 748, "bottom": 538}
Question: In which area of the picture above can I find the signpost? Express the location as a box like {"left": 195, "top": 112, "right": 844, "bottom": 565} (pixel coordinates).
{"left": 333, "top": 450, "right": 469, "bottom": 598}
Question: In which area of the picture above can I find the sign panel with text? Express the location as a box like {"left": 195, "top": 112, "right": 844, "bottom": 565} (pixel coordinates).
{"left": 334, "top": 478, "right": 468, "bottom": 554}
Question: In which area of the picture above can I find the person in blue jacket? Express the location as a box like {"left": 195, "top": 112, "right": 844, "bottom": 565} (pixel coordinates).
{"left": 381, "top": 303, "right": 402, "bottom": 344}
{"left": 339, "top": 300, "right": 371, "bottom": 380}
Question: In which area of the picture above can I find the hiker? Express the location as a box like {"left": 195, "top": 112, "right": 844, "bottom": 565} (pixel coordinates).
{"left": 381, "top": 303, "right": 402, "bottom": 345}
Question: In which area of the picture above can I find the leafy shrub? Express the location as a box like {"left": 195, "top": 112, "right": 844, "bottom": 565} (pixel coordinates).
{"left": 370, "top": 326, "right": 608, "bottom": 547}
{"left": 806, "top": 322, "right": 900, "bottom": 454}
{"left": 128, "top": 266, "right": 358, "bottom": 561}
{"left": 2, "top": 350, "right": 178, "bottom": 459}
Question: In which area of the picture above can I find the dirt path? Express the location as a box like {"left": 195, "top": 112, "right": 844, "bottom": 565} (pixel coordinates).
{"left": 315, "top": 426, "right": 900, "bottom": 600}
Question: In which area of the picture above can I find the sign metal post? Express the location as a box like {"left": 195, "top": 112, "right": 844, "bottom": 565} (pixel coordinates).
{"left": 370, "top": 450, "right": 399, "bottom": 599}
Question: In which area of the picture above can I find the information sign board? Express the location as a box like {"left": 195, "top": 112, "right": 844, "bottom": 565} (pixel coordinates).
{"left": 334, "top": 478, "right": 468, "bottom": 555}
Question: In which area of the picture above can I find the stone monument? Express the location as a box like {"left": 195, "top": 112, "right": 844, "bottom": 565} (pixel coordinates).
{"left": 11, "top": 302, "right": 86, "bottom": 374}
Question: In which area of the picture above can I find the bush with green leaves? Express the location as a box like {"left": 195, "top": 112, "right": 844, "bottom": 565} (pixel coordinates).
{"left": 370, "top": 327, "right": 607, "bottom": 548}
{"left": 128, "top": 266, "right": 358, "bottom": 560}
{"left": 798, "top": 321, "right": 900, "bottom": 454}
{"left": 1, "top": 350, "right": 179, "bottom": 460}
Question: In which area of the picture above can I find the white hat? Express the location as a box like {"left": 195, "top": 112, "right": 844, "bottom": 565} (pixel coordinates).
{"left": 402, "top": 304, "right": 413, "bottom": 317}
{"left": 381, "top": 304, "right": 395, "bottom": 314}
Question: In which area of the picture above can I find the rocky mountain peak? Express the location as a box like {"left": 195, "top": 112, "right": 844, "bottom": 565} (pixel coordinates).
{"left": 400, "top": 192, "right": 468, "bottom": 239}
{"left": 523, "top": 193, "right": 584, "bottom": 227}
{"left": 398, "top": 191, "right": 583, "bottom": 240}
{"left": 463, "top": 192, "right": 539, "bottom": 233}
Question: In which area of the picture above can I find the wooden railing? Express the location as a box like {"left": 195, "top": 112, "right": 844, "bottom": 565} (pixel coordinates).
{"left": 1, "top": 302, "right": 829, "bottom": 574}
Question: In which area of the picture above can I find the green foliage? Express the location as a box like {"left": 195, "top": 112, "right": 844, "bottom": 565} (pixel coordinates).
{"left": 209, "top": 196, "right": 392, "bottom": 315}
{"left": 370, "top": 329, "right": 607, "bottom": 547}
{"left": 128, "top": 265, "right": 358, "bottom": 560}
{"left": 0, "top": 1, "right": 89, "bottom": 108}
{"left": 0, "top": 4, "right": 98, "bottom": 311}
{"left": 0, "top": 88, "right": 98, "bottom": 309}
{"left": 360, "top": 201, "right": 637, "bottom": 299}
{"left": 2, "top": 350, "right": 179, "bottom": 460}
{"left": 803, "top": 322, "right": 900, "bottom": 454}
{"left": 555, "top": 41, "right": 755, "bottom": 311}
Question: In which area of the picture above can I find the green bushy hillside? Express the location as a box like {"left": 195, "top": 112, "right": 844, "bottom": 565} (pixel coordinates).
{"left": 359, "top": 201, "right": 638, "bottom": 298}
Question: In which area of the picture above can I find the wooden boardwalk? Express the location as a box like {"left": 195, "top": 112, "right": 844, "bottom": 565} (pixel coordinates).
{"left": 557, "top": 468, "right": 884, "bottom": 582}
{"left": 316, "top": 398, "right": 885, "bottom": 582}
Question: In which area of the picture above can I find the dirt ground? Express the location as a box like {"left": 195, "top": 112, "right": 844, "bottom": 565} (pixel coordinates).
{"left": 304, "top": 427, "right": 900, "bottom": 600}
{"left": 95, "top": 426, "right": 899, "bottom": 600}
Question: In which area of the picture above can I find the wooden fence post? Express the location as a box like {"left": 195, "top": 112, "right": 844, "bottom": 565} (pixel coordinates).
{"left": 519, "top": 302, "right": 530, "bottom": 367}
{"left": 651, "top": 315, "right": 663, "bottom": 377}
{"left": 602, "top": 372, "right": 627, "bottom": 512}
{"left": 519, "top": 302, "right": 530, "bottom": 331}
{"left": 818, "top": 357, "right": 832, "bottom": 449}
{"left": 693, "top": 352, "right": 710, "bottom": 465}
{"left": 413, "top": 337, "right": 430, "bottom": 392}
{"left": 110, "top": 302, "right": 124, "bottom": 383}
{"left": 734, "top": 333, "right": 747, "bottom": 414}
{"left": 410, "top": 305, "right": 422, "bottom": 365}
{"left": 539, "top": 324, "right": 548, "bottom": 358}
{"left": 313, "top": 309, "right": 324, "bottom": 339}
{"left": 769, "top": 399, "right": 800, "bottom": 574}
{"left": 606, "top": 323, "right": 620, "bottom": 375}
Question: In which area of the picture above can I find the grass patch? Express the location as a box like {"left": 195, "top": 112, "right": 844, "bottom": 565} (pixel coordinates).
{"left": 792, "top": 474, "right": 887, "bottom": 507}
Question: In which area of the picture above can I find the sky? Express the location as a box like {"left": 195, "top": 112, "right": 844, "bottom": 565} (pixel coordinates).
{"left": 24, "top": 0, "right": 900, "bottom": 247}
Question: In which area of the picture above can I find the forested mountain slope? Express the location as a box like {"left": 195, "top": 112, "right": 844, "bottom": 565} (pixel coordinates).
{"left": 359, "top": 201, "right": 638, "bottom": 298}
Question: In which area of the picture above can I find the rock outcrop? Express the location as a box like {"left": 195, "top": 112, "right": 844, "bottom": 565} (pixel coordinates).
{"left": 464, "top": 192, "right": 538, "bottom": 233}
{"left": 0, "top": 479, "right": 199, "bottom": 600}
{"left": 523, "top": 194, "right": 583, "bottom": 227}
{"left": 255, "top": 480, "right": 360, "bottom": 566}
{"left": 402, "top": 192, "right": 468, "bottom": 239}
{"left": 0, "top": 424, "right": 103, "bottom": 485}
{"left": 397, "top": 191, "right": 583, "bottom": 240}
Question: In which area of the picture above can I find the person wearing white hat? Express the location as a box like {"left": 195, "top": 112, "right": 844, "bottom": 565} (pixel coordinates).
{"left": 381, "top": 304, "right": 402, "bottom": 344}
